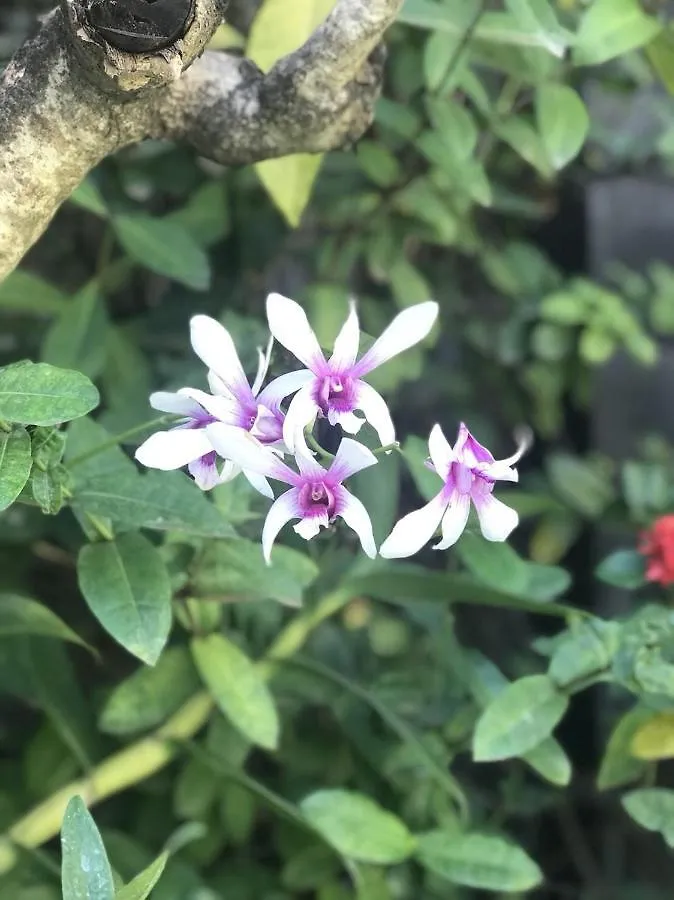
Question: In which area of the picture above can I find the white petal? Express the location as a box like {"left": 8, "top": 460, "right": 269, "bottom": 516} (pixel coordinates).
{"left": 243, "top": 469, "right": 274, "bottom": 499}
{"left": 262, "top": 489, "right": 301, "bottom": 563}
{"left": 428, "top": 423, "right": 455, "bottom": 479}
{"left": 328, "top": 409, "right": 364, "bottom": 433}
{"left": 208, "top": 370, "right": 236, "bottom": 401}
{"left": 353, "top": 301, "right": 439, "bottom": 376}
{"left": 135, "top": 429, "right": 213, "bottom": 470}
{"left": 294, "top": 516, "right": 324, "bottom": 540}
{"left": 257, "top": 369, "right": 314, "bottom": 409}
{"left": 190, "top": 315, "right": 252, "bottom": 400}
{"left": 188, "top": 455, "right": 221, "bottom": 491}
{"left": 293, "top": 429, "right": 328, "bottom": 479}
{"left": 266, "top": 293, "right": 325, "bottom": 371}
{"left": 477, "top": 426, "right": 532, "bottom": 483}
{"left": 433, "top": 493, "right": 471, "bottom": 550}
{"left": 178, "top": 387, "right": 239, "bottom": 422}
{"left": 474, "top": 493, "right": 519, "bottom": 542}
{"left": 220, "top": 460, "right": 241, "bottom": 483}
{"left": 354, "top": 382, "right": 396, "bottom": 446}
{"left": 252, "top": 336, "right": 274, "bottom": 396}
{"left": 206, "top": 423, "right": 298, "bottom": 485}
{"left": 282, "top": 385, "right": 319, "bottom": 452}
{"left": 329, "top": 299, "right": 360, "bottom": 371}
{"left": 379, "top": 492, "right": 447, "bottom": 559}
{"left": 337, "top": 487, "right": 377, "bottom": 558}
{"left": 149, "top": 391, "right": 201, "bottom": 418}
{"left": 329, "top": 437, "right": 378, "bottom": 482}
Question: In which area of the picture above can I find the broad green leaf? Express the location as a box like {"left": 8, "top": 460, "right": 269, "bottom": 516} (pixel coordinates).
{"left": 425, "top": 98, "right": 478, "bottom": 162}
{"left": 357, "top": 142, "right": 403, "bottom": 188}
{"left": 72, "top": 469, "right": 235, "bottom": 539}
{"left": 597, "top": 706, "right": 651, "bottom": 791}
{"left": 548, "top": 619, "right": 619, "bottom": 689}
{"left": 595, "top": 550, "right": 646, "bottom": 589}
{"left": 77, "top": 533, "right": 172, "bottom": 665}
{"left": 191, "top": 633, "right": 279, "bottom": 750}
{"left": 31, "top": 464, "right": 69, "bottom": 515}
{"left": 193, "top": 538, "right": 318, "bottom": 608}
{"left": 166, "top": 181, "right": 230, "bottom": 248}
{"left": 622, "top": 788, "right": 674, "bottom": 848}
{"left": 115, "top": 852, "right": 168, "bottom": 900}
{"left": 281, "top": 844, "right": 341, "bottom": 891}
{"left": 495, "top": 117, "right": 552, "bottom": 177}
{"left": 631, "top": 712, "right": 674, "bottom": 761}
{"left": 99, "top": 647, "right": 200, "bottom": 735}
{"left": 42, "top": 284, "right": 109, "bottom": 379}
{"left": 0, "top": 427, "right": 32, "bottom": 511}
{"left": 573, "top": 0, "right": 662, "bottom": 66}
{"left": 60, "top": 796, "right": 115, "bottom": 900}
{"left": 505, "top": 0, "right": 571, "bottom": 58}
{"left": 0, "top": 594, "right": 89, "bottom": 650}
{"left": 473, "top": 674, "right": 568, "bottom": 761}
{"left": 300, "top": 789, "right": 416, "bottom": 864}
{"left": 416, "top": 831, "right": 542, "bottom": 891}
{"left": 0, "top": 361, "right": 99, "bottom": 426}
{"left": 0, "top": 270, "right": 67, "bottom": 316}
{"left": 112, "top": 215, "right": 211, "bottom": 291}
{"left": 69, "top": 180, "right": 108, "bottom": 217}
{"left": 536, "top": 84, "right": 589, "bottom": 170}
{"left": 455, "top": 532, "right": 529, "bottom": 595}
{"left": 248, "top": 0, "right": 337, "bottom": 225}
{"left": 546, "top": 453, "right": 614, "bottom": 518}
{"left": 646, "top": 28, "right": 674, "bottom": 95}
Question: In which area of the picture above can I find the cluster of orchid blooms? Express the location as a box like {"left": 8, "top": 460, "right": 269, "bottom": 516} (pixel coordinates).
{"left": 136, "top": 294, "right": 529, "bottom": 563}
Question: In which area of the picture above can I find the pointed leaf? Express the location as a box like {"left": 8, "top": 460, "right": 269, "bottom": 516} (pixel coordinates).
{"left": 573, "top": 0, "right": 662, "bottom": 65}
{"left": 537, "top": 84, "right": 589, "bottom": 170}
{"left": 61, "top": 796, "right": 115, "bottom": 900}
{"left": 0, "top": 594, "right": 90, "bottom": 650}
{"left": 115, "top": 852, "right": 168, "bottom": 900}
{"left": 191, "top": 633, "right": 279, "bottom": 749}
{"left": 597, "top": 706, "right": 651, "bottom": 790}
{"left": 77, "top": 533, "right": 172, "bottom": 665}
{"left": 0, "top": 427, "right": 32, "bottom": 511}
{"left": 0, "top": 361, "right": 99, "bottom": 426}
{"left": 42, "top": 284, "right": 109, "bottom": 379}
{"left": 631, "top": 712, "right": 674, "bottom": 761}
{"left": 622, "top": 788, "right": 674, "bottom": 848}
{"left": 300, "top": 789, "right": 416, "bottom": 864}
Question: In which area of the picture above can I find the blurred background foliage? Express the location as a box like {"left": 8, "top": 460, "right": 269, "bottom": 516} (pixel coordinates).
{"left": 4, "top": 0, "right": 674, "bottom": 897}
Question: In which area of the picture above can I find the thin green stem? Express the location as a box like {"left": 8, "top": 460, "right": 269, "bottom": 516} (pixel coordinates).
{"left": 373, "top": 442, "right": 401, "bottom": 456}
{"left": 67, "top": 415, "right": 176, "bottom": 468}
{"left": 305, "top": 429, "right": 335, "bottom": 461}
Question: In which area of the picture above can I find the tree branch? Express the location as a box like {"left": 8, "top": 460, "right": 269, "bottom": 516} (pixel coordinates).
{"left": 0, "top": 0, "right": 403, "bottom": 281}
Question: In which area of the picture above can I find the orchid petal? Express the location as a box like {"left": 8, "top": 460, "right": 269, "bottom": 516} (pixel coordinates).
{"left": 294, "top": 516, "right": 325, "bottom": 541}
{"left": 208, "top": 370, "right": 236, "bottom": 401}
{"left": 327, "top": 409, "right": 364, "bottom": 433}
{"left": 282, "top": 385, "right": 319, "bottom": 452}
{"left": 354, "top": 382, "right": 396, "bottom": 446}
{"left": 337, "top": 487, "right": 377, "bottom": 558}
{"left": 473, "top": 493, "right": 519, "bottom": 542}
{"left": 178, "top": 387, "right": 239, "bottom": 423}
{"left": 206, "top": 423, "right": 298, "bottom": 485}
{"left": 477, "top": 427, "right": 532, "bottom": 482}
{"left": 220, "top": 460, "right": 241, "bottom": 483}
{"left": 434, "top": 492, "right": 471, "bottom": 550}
{"left": 190, "top": 315, "right": 253, "bottom": 401}
{"left": 188, "top": 454, "right": 221, "bottom": 491}
{"left": 266, "top": 293, "right": 325, "bottom": 372}
{"left": 379, "top": 491, "right": 448, "bottom": 559}
{"left": 135, "top": 429, "right": 213, "bottom": 470}
{"left": 149, "top": 391, "right": 201, "bottom": 418}
{"left": 293, "top": 429, "right": 328, "bottom": 479}
{"left": 329, "top": 438, "right": 378, "bottom": 482}
{"left": 257, "top": 369, "right": 314, "bottom": 409}
{"left": 262, "top": 489, "right": 301, "bottom": 563}
{"left": 352, "top": 301, "right": 438, "bottom": 377}
{"left": 453, "top": 423, "right": 494, "bottom": 466}
{"left": 329, "top": 300, "right": 360, "bottom": 371}
{"left": 251, "top": 336, "right": 274, "bottom": 396}
{"left": 243, "top": 469, "right": 274, "bottom": 499}
{"left": 428, "top": 423, "right": 455, "bottom": 479}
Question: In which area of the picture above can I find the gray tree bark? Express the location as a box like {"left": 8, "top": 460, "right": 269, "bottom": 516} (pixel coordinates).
{"left": 0, "top": 0, "right": 402, "bottom": 280}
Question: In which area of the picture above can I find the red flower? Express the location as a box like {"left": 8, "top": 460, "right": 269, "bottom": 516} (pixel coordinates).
{"left": 639, "top": 515, "right": 674, "bottom": 586}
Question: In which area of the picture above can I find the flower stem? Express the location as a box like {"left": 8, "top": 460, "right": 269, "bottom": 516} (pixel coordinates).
{"left": 67, "top": 415, "right": 176, "bottom": 468}
{"left": 373, "top": 441, "right": 401, "bottom": 456}
{"left": 0, "top": 589, "right": 352, "bottom": 875}
{"left": 304, "top": 429, "right": 335, "bottom": 461}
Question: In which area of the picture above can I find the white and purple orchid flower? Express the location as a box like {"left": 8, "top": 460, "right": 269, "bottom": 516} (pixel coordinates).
{"left": 206, "top": 423, "right": 377, "bottom": 563}
{"left": 263, "top": 294, "right": 439, "bottom": 451}
{"left": 380, "top": 423, "right": 530, "bottom": 559}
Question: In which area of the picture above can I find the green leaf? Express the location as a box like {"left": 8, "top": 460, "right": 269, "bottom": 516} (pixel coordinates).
{"left": 597, "top": 706, "right": 651, "bottom": 791}
{"left": 473, "top": 674, "right": 568, "bottom": 761}
{"left": 357, "top": 142, "right": 403, "bottom": 188}
{"left": 41, "top": 284, "right": 109, "bottom": 379}
{"left": 548, "top": 619, "right": 619, "bottom": 689}
{"left": 112, "top": 215, "right": 211, "bottom": 291}
{"left": 595, "top": 550, "right": 646, "bottom": 589}
{"left": 166, "top": 181, "right": 230, "bottom": 248}
{"left": 115, "top": 852, "right": 168, "bottom": 900}
{"left": 31, "top": 465, "right": 68, "bottom": 515}
{"left": 0, "top": 361, "right": 99, "bottom": 426}
{"left": 77, "top": 533, "right": 172, "bottom": 665}
{"left": 536, "top": 84, "right": 589, "bottom": 170}
{"left": 0, "top": 270, "right": 68, "bottom": 316}
{"left": 300, "top": 789, "right": 416, "bottom": 864}
{"left": 60, "top": 796, "right": 115, "bottom": 900}
{"left": 69, "top": 180, "right": 108, "bottom": 217}
{"left": 193, "top": 538, "right": 318, "bottom": 608}
{"left": 505, "top": 0, "right": 571, "bottom": 57}
{"left": 99, "top": 646, "right": 200, "bottom": 735}
{"left": 248, "top": 0, "right": 336, "bottom": 225}
{"left": 191, "top": 633, "right": 279, "bottom": 750}
{"left": 579, "top": 325, "right": 616, "bottom": 364}
{"left": 646, "top": 28, "right": 674, "bottom": 94}
{"left": 0, "top": 595, "right": 89, "bottom": 650}
{"left": 416, "top": 831, "right": 543, "bottom": 891}
{"left": 456, "top": 532, "right": 529, "bottom": 595}
{"left": 494, "top": 117, "right": 552, "bottom": 177}
{"left": 0, "top": 427, "right": 32, "bottom": 511}
{"left": 573, "top": 0, "right": 662, "bottom": 66}
{"left": 622, "top": 788, "right": 674, "bottom": 848}
{"left": 72, "top": 468, "right": 235, "bottom": 539}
